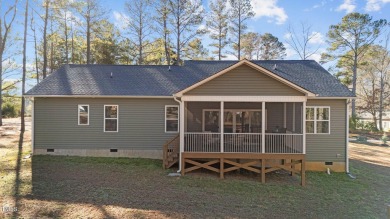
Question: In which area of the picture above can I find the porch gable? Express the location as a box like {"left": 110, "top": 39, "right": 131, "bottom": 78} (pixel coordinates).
{"left": 177, "top": 60, "right": 314, "bottom": 97}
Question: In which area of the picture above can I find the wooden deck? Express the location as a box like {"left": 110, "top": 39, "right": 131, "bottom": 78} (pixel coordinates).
{"left": 181, "top": 152, "right": 306, "bottom": 186}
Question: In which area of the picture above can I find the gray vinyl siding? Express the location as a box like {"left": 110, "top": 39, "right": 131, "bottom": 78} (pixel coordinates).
{"left": 185, "top": 65, "right": 305, "bottom": 96}
{"left": 306, "top": 99, "right": 347, "bottom": 162}
{"left": 34, "top": 97, "right": 178, "bottom": 150}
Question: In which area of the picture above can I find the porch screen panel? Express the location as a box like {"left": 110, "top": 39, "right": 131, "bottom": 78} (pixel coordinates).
{"left": 204, "top": 111, "right": 219, "bottom": 132}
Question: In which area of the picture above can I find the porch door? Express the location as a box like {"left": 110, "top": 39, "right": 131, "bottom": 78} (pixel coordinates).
{"left": 224, "top": 110, "right": 262, "bottom": 133}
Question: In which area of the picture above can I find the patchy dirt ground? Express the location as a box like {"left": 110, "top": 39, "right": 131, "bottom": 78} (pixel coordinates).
{"left": 349, "top": 141, "right": 390, "bottom": 167}
{"left": 1, "top": 118, "right": 389, "bottom": 219}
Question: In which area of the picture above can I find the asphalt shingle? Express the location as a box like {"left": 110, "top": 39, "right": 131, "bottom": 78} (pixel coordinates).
{"left": 25, "top": 60, "right": 354, "bottom": 97}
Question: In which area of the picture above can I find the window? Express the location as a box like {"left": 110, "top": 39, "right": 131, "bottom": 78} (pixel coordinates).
{"left": 306, "top": 107, "right": 330, "bottom": 134}
{"left": 165, "top": 106, "right": 179, "bottom": 132}
{"left": 78, "top": 105, "right": 89, "bottom": 125}
{"left": 104, "top": 105, "right": 118, "bottom": 132}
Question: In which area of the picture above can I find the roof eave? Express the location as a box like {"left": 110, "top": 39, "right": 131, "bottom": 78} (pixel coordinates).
{"left": 23, "top": 94, "right": 174, "bottom": 98}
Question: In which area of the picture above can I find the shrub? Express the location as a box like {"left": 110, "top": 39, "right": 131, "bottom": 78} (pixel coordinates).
{"left": 2, "top": 102, "right": 20, "bottom": 118}
{"left": 381, "top": 133, "right": 388, "bottom": 145}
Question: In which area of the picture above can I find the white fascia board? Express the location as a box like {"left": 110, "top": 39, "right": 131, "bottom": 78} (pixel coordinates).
{"left": 181, "top": 95, "right": 307, "bottom": 102}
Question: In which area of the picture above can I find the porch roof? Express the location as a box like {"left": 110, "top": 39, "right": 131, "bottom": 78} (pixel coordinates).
{"left": 25, "top": 60, "right": 354, "bottom": 98}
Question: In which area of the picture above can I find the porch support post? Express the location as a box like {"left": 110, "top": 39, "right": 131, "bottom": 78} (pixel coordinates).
{"left": 220, "top": 101, "right": 224, "bottom": 152}
{"left": 293, "top": 103, "right": 296, "bottom": 132}
{"left": 284, "top": 103, "right": 287, "bottom": 128}
{"left": 180, "top": 100, "right": 185, "bottom": 156}
{"left": 262, "top": 102, "right": 265, "bottom": 153}
{"left": 303, "top": 101, "right": 306, "bottom": 154}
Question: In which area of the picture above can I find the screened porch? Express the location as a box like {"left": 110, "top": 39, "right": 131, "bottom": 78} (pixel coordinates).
{"left": 183, "top": 101, "right": 304, "bottom": 154}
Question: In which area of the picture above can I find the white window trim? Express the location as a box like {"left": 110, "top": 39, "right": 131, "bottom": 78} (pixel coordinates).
{"left": 165, "top": 105, "right": 179, "bottom": 133}
{"left": 78, "top": 104, "right": 89, "bottom": 125}
{"left": 306, "top": 106, "right": 330, "bottom": 134}
{"left": 202, "top": 109, "right": 267, "bottom": 133}
{"left": 104, "top": 105, "right": 119, "bottom": 132}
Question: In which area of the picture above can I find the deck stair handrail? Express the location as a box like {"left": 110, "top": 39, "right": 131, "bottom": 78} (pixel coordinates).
{"left": 163, "top": 134, "right": 180, "bottom": 169}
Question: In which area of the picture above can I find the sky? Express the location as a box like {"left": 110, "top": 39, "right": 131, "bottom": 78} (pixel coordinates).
{"left": 2, "top": 0, "right": 390, "bottom": 89}
{"left": 107, "top": 0, "right": 390, "bottom": 62}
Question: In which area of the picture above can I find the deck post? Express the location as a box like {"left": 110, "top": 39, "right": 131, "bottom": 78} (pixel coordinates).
{"left": 301, "top": 158, "right": 306, "bottom": 186}
{"left": 220, "top": 101, "right": 224, "bottom": 152}
{"left": 181, "top": 154, "right": 185, "bottom": 176}
{"left": 261, "top": 159, "right": 266, "bottom": 183}
{"left": 220, "top": 158, "right": 224, "bottom": 179}
{"left": 261, "top": 102, "right": 265, "bottom": 153}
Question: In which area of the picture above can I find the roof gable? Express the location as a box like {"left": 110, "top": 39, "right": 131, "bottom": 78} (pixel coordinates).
{"left": 176, "top": 59, "right": 314, "bottom": 97}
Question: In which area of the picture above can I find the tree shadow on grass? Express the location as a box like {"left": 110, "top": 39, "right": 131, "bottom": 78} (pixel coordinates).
{"left": 11, "top": 130, "right": 24, "bottom": 218}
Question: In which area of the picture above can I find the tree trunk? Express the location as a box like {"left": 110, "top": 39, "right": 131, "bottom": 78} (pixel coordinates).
{"left": 43, "top": 0, "right": 49, "bottom": 79}
{"left": 32, "top": 22, "right": 39, "bottom": 84}
{"left": 351, "top": 51, "right": 358, "bottom": 116}
{"left": 71, "top": 23, "right": 75, "bottom": 63}
{"left": 0, "top": 53, "right": 3, "bottom": 126}
{"left": 21, "top": 0, "right": 29, "bottom": 133}
{"left": 163, "top": 14, "right": 170, "bottom": 65}
{"left": 218, "top": 28, "right": 222, "bottom": 60}
{"left": 87, "top": 18, "right": 91, "bottom": 64}
{"left": 379, "top": 75, "right": 384, "bottom": 131}
{"left": 64, "top": 12, "right": 69, "bottom": 64}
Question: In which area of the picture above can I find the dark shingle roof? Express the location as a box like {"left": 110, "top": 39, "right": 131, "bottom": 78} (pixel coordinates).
{"left": 25, "top": 60, "right": 354, "bottom": 97}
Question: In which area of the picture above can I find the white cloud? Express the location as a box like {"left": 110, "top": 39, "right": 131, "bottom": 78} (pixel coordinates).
{"left": 365, "top": 0, "right": 390, "bottom": 11}
{"left": 222, "top": 54, "right": 238, "bottom": 60}
{"left": 336, "top": 0, "right": 356, "bottom": 13}
{"left": 285, "top": 46, "right": 296, "bottom": 59}
{"left": 113, "top": 11, "right": 130, "bottom": 29}
{"left": 304, "top": 0, "right": 328, "bottom": 11}
{"left": 310, "top": 53, "right": 322, "bottom": 62}
{"left": 308, "top": 32, "right": 325, "bottom": 44}
{"left": 283, "top": 32, "right": 292, "bottom": 40}
{"left": 251, "top": 0, "right": 288, "bottom": 25}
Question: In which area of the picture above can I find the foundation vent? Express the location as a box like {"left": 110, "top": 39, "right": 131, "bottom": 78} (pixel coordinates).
{"left": 110, "top": 149, "right": 118, "bottom": 152}
{"left": 47, "top": 149, "right": 54, "bottom": 152}
{"left": 325, "top": 162, "right": 333, "bottom": 166}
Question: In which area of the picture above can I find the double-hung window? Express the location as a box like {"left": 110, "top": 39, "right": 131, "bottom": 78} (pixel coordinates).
{"left": 165, "top": 106, "right": 179, "bottom": 132}
{"left": 104, "top": 105, "right": 118, "bottom": 132}
{"left": 78, "top": 105, "right": 89, "bottom": 125}
{"left": 306, "top": 107, "right": 330, "bottom": 134}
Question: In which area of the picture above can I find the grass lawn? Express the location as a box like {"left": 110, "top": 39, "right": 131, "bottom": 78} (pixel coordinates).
{"left": 1, "top": 118, "right": 390, "bottom": 218}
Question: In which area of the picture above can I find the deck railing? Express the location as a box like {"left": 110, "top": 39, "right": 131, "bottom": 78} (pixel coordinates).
{"left": 184, "top": 132, "right": 303, "bottom": 154}
{"left": 224, "top": 133, "right": 262, "bottom": 153}
{"left": 184, "top": 132, "right": 220, "bottom": 152}
{"left": 265, "top": 133, "right": 303, "bottom": 153}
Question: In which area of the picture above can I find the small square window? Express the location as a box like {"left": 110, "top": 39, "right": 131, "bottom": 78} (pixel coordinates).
{"left": 306, "top": 107, "right": 330, "bottom": 134}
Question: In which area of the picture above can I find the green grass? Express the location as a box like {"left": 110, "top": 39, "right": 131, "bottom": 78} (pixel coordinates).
{"left": 1, "top": 147, "right": 389, "bottom": 218}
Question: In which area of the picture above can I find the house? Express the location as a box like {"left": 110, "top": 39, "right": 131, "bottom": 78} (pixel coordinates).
{"left": 359, "top": 111, "right": 390, "bottom": 131}
{"left": 25, "top": 59, "right": 354, "bottom": 185}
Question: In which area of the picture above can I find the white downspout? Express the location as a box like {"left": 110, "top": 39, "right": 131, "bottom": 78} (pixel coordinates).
{"left": 173, "top": 96, "right": 182, "bottom": 173}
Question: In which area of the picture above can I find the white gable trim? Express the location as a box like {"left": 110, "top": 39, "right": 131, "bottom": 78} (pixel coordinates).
{"left": 174, "top": 59, "right": 315, "bottom": 97}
